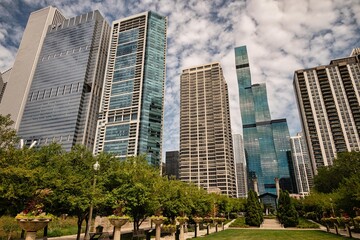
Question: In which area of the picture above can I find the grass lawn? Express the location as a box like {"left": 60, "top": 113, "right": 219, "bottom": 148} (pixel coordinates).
{"left": 198, "top": 229, "right": 348, "bottom": 239}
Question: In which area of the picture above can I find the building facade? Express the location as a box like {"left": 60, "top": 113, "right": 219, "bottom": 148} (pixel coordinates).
{"left": 233, "top": 134, "right": 248, "bottom": 198}
{"left": 294, "top": 48, "right": 360, "bottom": 173}
{"left": 0, "top": 7, "right": 65, "bottom": 129}
{"left": 290, "top": 132, "right": 313, "bottom": 196}
{"left": 165, "top": 151, "right": 180, "bottom": 179}
{"left": 18, "top": 10, "right": 110, "bottom": 151}
{"left": 179, "top": 63, "right": 237, "bottom": 197}
{"left": 235, "top": 46, "right": 294, "bottom": 196}
{"left": 94, "top": 12, "right": 167, "bottom": 166}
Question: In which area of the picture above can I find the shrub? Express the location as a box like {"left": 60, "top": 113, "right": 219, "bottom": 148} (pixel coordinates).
{"left": 277, "top": 190, "right": 299, "bottom": 227}
{"left": 245, "top": 190, "right": 263, "bottom": 227}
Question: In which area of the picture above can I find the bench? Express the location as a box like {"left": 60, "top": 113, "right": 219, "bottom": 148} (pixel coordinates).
{"left": 90, "top": 232, "right": 110, "bottom": 240}
{"left": 132, "top": 229, "right": 146, "bottom": 239}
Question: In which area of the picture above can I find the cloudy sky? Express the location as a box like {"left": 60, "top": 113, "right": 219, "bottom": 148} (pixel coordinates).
{"left": 1, "top": 0, "right": 360, "bottom": 159}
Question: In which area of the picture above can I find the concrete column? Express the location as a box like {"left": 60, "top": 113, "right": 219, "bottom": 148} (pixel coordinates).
{"left": 179, "top": 223, "right": 184, "bottom": 240}
{"left": 25, "top": 231, "right": 37, "bottom": 240}
{"left": 155, "top": 224, "right": 161, "bottom": 240}
{"left": 113, "top": 226, "right": 122, "bottom": 240}
{"left": 253, "top": 178, "right": 259, "bottom": 195}
{"left": 275, "top": 177, "right": 280, "bottom": 199}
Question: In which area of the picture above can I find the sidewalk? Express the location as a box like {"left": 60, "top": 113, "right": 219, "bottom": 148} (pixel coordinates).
{"left": 260, "top": 218, "right": 284, "bottom": 229}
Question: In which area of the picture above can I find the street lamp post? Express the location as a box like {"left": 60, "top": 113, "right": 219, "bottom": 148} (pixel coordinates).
{"left": 85, "top": 161, "right": 100, "bottom": 240}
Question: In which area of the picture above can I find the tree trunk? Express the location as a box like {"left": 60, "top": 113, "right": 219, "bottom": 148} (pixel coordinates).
{"left": 77, "top": 215, "right": 84, "bottom": 240}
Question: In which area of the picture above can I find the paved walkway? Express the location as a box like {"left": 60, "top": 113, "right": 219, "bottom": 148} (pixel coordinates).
{"left": 260, "top": 218, "right": 284, "bottom": 229}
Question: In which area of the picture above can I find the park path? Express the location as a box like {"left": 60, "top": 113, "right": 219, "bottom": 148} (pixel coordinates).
{"left": 260, "top": 218, "right": 284, "bottom": 229}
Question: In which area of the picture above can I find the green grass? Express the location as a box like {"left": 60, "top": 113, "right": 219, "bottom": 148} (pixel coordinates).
{"left": 197, "top": 229, "right": 348, "bottom": 239}
{"left": 296, "top": 218, "right": 320, "bottom": 229}
{"left": 229, "top": 217, "right": 249, "bottom": 228}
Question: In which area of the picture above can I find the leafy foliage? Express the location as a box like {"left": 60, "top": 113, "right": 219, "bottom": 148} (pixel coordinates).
{"left": 0, "top": 114, "right": 18, "bottom": 150}
{"left": 313, "top": 152, "right": 360, "bottom": 217}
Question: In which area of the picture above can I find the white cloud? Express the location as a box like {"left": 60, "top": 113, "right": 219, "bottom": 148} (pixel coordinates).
{"left": 1, "top": 0, "right": 359, "bottom": 161}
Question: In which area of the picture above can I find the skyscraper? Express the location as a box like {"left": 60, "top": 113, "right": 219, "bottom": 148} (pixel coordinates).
{"left": 290, "top": 132, "right": 313, "bottom": 196}
{"left": 94, "top": 12, "right": 167, "bottom": 166}
{"left": 235, "top": 46, "right": 294, "bottom": 196}
{"left": 165, "top": 151, "right": 180, "bottom": 179}
{"left": 294, "top": 48, "right": 360, "bottom": 173}
{"left": 0, "top": 7, "right": 65, "bottom": 129}
{"left": 18, "top": 10, "right": 110, "bottom": 151}
{"left": 179, "top": 63, "right": 236, "bottom": 197}
{"left": 233, "top": 134, "right": 248, "bottom": 198}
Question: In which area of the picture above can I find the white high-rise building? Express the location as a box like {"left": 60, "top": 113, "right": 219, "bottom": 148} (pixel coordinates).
{"left": 290, "top": 132, "right": 313, "bottom": 196}
{"left": 294, "top": 48, "right": 360, "bottom": 173}
{"left": 179, "top": 63, "right": 236, "bottom": 197}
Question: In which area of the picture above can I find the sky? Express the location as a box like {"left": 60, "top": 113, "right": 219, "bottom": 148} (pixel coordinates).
{"left": 0, "top": 0, "right": 360, "bottom": 160}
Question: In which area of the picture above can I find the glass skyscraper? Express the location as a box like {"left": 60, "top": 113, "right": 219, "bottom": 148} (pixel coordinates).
{"left": 18, "top": 10, "right": 110, "bottom": 151}
{"left": 94, "top": 12, "right": 167, "bottom": 166}
{"left": 235, "top": 46, "right": 294, "bottom": 195}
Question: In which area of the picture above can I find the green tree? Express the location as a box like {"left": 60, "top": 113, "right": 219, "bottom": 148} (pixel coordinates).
{"left": 0, "top": 114, "right": 18, "bottom": 150}
{"left": 314, "top": 152, "right": 360, "bottom": 193}
{"left": 105, "top": 155, "right": 161, "bottom": 230}
{"left": 313, "top": 152, "right": 360, "bottom": 217}
{"left": 277, "top": 190, "right": 299, "bottom": 227}
{"left": 0, "top": 147, "right": 38, "bottom": 216}
{"left": 245, "top": 190, "right": 263, "bottom": 226}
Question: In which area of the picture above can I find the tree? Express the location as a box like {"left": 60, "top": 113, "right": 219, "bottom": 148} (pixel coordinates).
{"left": 0, "top": 147, "right": 38, "bottom": 216}
{"left": 245, "top": 190, "right": 263, "bottom": 226}
{"left": 0, "top": 114, "right": 18, "bottom": 150}
{"left": 313, "top": 152, "right": 360, "bottom": 217}
{"left": 277, "top": 190, "right": 298, "bottom": 227}
{"left": 314, "top": 152, "right": 360, "bottom": 193}
{"left": 105, "top": 155, "right": 161, "bottom": 230}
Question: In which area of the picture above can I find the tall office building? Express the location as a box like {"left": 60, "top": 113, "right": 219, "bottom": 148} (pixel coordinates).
{"left": 0, "top": 7, "right": 65, "bottom": 129}
{"left": 179, "top": 63, "right": 237, "bottom": 197}
{"left": 18, "top": 10, "right": 110, "bottom": 151}
{"left": 294, "top": 48, "right": 360, "bottom": 173}
{"left": 233, "top": 134, "right": 248, "bottom": 198}
{"left": 235, "top": 46, "right": 294, "bottom": 196}
{"left": 290, "top": 132, "right": 313, "bottom": 196}
{"left": 165, "top": 151, "right": 180, "bottom": 179}
{"left": 94, "top": 12, "right": 167, "bottom": 166}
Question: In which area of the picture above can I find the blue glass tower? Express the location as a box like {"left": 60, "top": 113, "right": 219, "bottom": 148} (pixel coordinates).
{"left": 235, "top": 46, "right": 294, "bottom": 195}
{"left": 94, "top": 12, "right": 167, "bottom": 166}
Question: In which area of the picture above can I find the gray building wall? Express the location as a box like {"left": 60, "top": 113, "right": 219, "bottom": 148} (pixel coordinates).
{"left": 0, "top": 7, "right": 65, "bottom": 129}
{"left": 233, "top": 134, "right": 248, "bottom": 198}
{"left": 18, "top": 10, "right": 110, "bottom": 151}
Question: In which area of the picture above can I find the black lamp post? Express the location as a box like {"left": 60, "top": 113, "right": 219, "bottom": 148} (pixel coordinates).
{"left": 85, "top": 161, "right": 100, "bottom": 240}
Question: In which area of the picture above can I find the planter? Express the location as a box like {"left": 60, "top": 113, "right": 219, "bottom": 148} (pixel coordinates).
{"left": 16, "top": 218, "right": 51, "bottom": 240}
{"left": 108, "top": 217, "right": 129, "bottom": 240}
{"left": 203, "top": 217, "right": 213, "bottom": 224}
{"left": 176, "top": 216, "right": 189, "bottom": 224}
{"left": 108, "top": 217, "right": 130, "bottom": 228}
{"left": 192, "top": 217, "right": 203, "bottom": 224}
{"left": 151, "top": 216, "right": 167, "bottom": 225}
{"left": 150, "top": 216, "right": 167, "bottom": 240}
